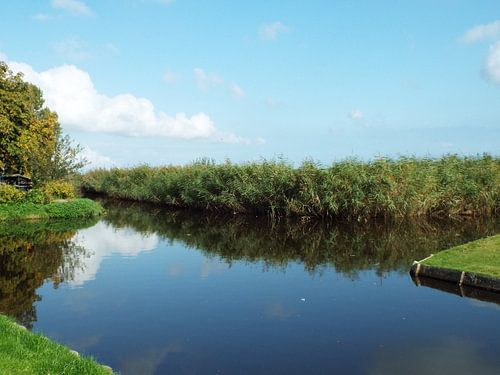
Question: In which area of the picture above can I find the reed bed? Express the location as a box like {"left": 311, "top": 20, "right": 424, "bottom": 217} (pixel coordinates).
{"left": 80, "top": 155, "right": 499, "bottom": 219}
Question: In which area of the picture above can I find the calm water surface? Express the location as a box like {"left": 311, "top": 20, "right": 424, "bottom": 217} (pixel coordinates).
{"left": 1, "top": 200, "right": 499, "bottom": 374}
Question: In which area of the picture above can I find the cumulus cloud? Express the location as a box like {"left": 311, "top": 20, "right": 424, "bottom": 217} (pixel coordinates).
{"left": 259, "top": 22, "right": 289, "bottom": 41}
{"left": 194, "top": 68, "right": 223, "bottom": 89}
{"left": 228, "top": 82, "right": 245, "bottom": 98}
{"left": 6, "top": 60, "right": 223, "bottom": 140}
{"left": 69, "top": 222, "right": 159, "bottom": 286}
{"left": 163, "top": 70, "right": 177, "bottom": 84}
{"left": 348, "top": 108, "right": 364, "bottom": 120}
{"left": 483, "top": 41, "right": 500, "bottom": 84}
{"left": 461, "top": 20, "right": 500, "bottom": 44}
{"left": 3, "top": 56, "right": 258, "bottom": 143}
{"left": 51, "top": 0, "right": 93, "bottom": 16}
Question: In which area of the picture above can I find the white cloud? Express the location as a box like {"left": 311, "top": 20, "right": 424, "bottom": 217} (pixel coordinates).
{"left": 80, "top": 148, "right": 115, "bottom": 169}
{"left": 483, "top": 41, "right": 500, "bottom": 84}
{"left": 5, "top": 58, "right": 258, "bottom": 143}
{"left": 461, "top": 20, "right": 500, "bottom": 44}
{"left": 348, "top": 108, "right": 364, "bottom": 120}
{"left": 194, "top": 68, "right": 223, "bottom": 89}
{"left": 163, "top": 70, "right": 177, "bottom": 84}
{"left": 215, "top": 132, "right": 252, "bottom": 145}
{"left": 259, "top": 22, "right": 289, "bottom": 41}
{"left": 6, "top": 60, "right": 223, "bottom": 140}
{"left": 52, "top": 0, "right": 93, "bottom": 16}
{"left": 53, "top": 36, "right": 90, "bottom": 61}
{"left": 229, "top": 82, "right": 245, "bottom": 98}
{"left": 69, "top": 222, "right": 159, "bottom": 286}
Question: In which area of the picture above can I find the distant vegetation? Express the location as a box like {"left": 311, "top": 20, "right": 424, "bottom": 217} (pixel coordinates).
{"left": 81, "top": 155, "right": 499, "bottom": 220}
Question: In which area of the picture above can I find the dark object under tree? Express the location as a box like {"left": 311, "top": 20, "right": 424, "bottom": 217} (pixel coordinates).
{"left": 0, "top": 175, "right": 33, "bottom": 191}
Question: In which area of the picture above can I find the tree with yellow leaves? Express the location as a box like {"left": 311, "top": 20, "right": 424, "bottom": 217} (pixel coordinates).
{"left": 0, "top": 61, "right": 85, "bottom": 184}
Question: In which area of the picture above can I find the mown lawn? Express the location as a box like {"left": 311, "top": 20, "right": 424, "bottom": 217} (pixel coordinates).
{"left": 423, "top": 234, "right": 500, "bottom": 278}
{"left": 0, "top": 315, "right": 112, "bottom": 374}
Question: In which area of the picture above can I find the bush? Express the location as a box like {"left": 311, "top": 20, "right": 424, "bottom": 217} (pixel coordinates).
{"left": 25, "top": 189, "right": 49, "bottom": 204}
{"left": 0, "top": 183, "right": 25, "bottom": 204}
{"left": 41, "top": 180, "right": 76, "bottom": 201}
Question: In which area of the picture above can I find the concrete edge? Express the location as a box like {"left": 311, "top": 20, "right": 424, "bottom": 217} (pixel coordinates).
{"left": 410, "top": 262, "right": 500, "bottom": 292}
{"left": 410, "top": 274, "right": 500, "bottom": 305}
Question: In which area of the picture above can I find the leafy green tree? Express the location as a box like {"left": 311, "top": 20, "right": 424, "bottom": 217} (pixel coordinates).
{"left": 0, "top": 61, "right": 86, "bottom": 184}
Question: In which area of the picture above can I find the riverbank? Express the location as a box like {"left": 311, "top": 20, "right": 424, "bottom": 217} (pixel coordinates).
{"left": 0, "top": 198, "right": 103, "bottom": 222}
{"left": 0, "top": 315, "right": 112, "bottom": 374}
{"left": 80, "top": 155, "right": 499, "bottom": 219}
{"left": 411, "top": 234, "right": 500, "bottom": 291}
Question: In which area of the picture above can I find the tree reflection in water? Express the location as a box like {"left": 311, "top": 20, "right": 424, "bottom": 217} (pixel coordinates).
{"left": 0, "top": 199, "right": 498, "bottom": 328}
{"left": 0, "top": 219, "right": 96, "bottom": 328}
{"left": 100, "top": 199, "right": 499, "bottom": 277}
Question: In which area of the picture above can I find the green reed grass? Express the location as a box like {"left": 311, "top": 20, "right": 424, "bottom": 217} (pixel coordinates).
{"left": 79, "top": 155, "right": 499, "bottom": 219}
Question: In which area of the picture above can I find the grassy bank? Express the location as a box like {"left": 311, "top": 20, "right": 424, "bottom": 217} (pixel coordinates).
{"left": 423, "top": 235, "right": 500, "bottom": 278}
{"left": 0, "top": 315, "right": 112, "bottom": 374}
{"left": 0, "top": 198, "right": 103, "bottom": 222}
{"left": 81, "top": 155, "right": 499, "bottom": 219}
{"left": 0, "top": 216, "right": 98, "bottom": 238}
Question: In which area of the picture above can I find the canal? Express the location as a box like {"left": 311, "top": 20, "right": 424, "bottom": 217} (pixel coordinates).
{"left": 1, "top": 200, "right": 499, "bottom": 374}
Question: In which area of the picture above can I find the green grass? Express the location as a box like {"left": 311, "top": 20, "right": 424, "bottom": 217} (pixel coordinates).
{"left": 423, "top": 234, "right": 500, "bottom": 278}
{"left": 80, "top": 155, "right": 500, "bottom": 219}
{"left": 0, "top": 315, "right": 112, "bottom": 374}
{"left": 0, "top": 217, "right": 98, "bottom": 238}
{"left": 0, "top": 198, "right": 103, "bottom": 222}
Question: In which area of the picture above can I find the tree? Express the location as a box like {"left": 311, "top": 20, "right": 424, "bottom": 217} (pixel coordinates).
{"left": 0, "top": 61, "right": 86, "bottom": 184}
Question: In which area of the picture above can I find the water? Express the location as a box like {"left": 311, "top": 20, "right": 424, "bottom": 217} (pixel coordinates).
{"left": 1, "top": 200, "right": 499, "bottom": 374}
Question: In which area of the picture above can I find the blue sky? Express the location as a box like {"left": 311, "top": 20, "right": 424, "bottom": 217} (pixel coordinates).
{"left": 0, "top": 0, "right": 499, "bottom": 167}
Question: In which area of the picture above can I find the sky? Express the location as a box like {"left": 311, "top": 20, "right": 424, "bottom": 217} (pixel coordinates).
{"left": 0, "top": 0, "right": 499, "bottom": 168}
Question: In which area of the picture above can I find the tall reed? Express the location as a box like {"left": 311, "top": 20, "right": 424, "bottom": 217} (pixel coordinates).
{"left": 79, "top": 155, "right": 499, "bottom": 219}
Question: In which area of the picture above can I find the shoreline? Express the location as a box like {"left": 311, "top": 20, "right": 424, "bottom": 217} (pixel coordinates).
{"left": 0, "top": 314, "right": 113, "bottom": 374}
{"left": 0, "top": 198, "right": 103, "bottom": 222}
{"left": 410, "top": 235, "right": 500, "bottom": 292}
